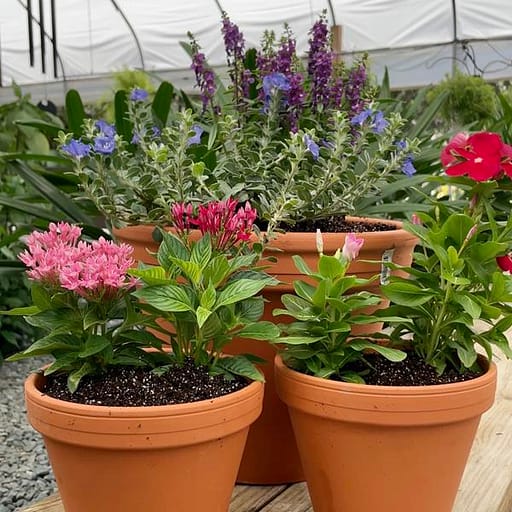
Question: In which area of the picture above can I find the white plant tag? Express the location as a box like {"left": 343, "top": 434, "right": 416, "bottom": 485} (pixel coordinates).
{"left": 380, "top": 249, "right": 394, "bottom": 285}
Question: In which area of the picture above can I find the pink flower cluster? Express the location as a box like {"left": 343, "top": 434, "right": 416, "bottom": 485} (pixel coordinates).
{"left": 441, "top": 132, "right": 512, "bottom": 182}
{"left": 19, "top": 222, "right": 135, "bottom": 299}
{"left": 171, "top": 199, "right": 257, "bottom": 251}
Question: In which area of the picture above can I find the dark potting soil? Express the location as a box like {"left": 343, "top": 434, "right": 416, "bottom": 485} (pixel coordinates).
{"left": 42, "top": 358, "right": 248, "bottom": 406}
{"left": 282, "top": 216, "right": 397, "bottom": 233}
{"left": 339, "top": 352, "right": 483, "bottom": 386}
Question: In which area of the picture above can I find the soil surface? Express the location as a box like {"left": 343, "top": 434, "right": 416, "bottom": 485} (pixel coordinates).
{"left": 340, "top": 352, "right": 483, "bottom": 386}
{"left": 43, "top": 358, "right": 248, "bottom": 406}
{"left": 282, "top": 216, "right": 397, "bottom": 233}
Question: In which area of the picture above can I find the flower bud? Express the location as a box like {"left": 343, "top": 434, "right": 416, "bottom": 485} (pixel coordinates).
{"left": 342, "top": 233, "right": 364, "bottom": 262}
{"left": 316, "top": 229, "right": 323, "bottom": 255}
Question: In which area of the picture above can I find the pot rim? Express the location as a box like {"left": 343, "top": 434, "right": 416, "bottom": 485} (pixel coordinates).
{"left": 274, "top": 353, "right": 495, "bottom": 397}
{"left": 25, "top": 370, "right": 263, "bottom": 418}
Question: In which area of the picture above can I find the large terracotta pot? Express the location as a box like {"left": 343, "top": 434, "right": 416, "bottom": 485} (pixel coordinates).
{"left": 113, "top": 219, "right": 418, "bottom": 484}
{"left": 25, "top": 371, "right": 263, "bottom": 512}
{"left": 275, "top": 354, "right": 497, "bottom": 512}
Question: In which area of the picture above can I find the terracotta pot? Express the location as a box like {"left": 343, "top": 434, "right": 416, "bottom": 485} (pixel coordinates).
{"left": 113, "top": 220, "right": 418, "bottom": 485}
{"left": 113, "top": 225, "right": 161, "bottom": 264}
{"left": 275, "top": 354, "right": 497, "bottom": 512}
{"left": 233, "top": 218, "right": 418, "bottom": 483}
{"left": 25, "top": 371, "right": 263, "bottom": 512}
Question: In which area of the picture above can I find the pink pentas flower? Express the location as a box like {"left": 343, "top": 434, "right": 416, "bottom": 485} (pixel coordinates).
{"left": 440, "top": 132, "right": 512, "bottom": 182}
{"left": 19, "top": 223, "right": 135, "bottom": 300}
{"left": 342, "top": 233, "right": 364, "bottom": 262}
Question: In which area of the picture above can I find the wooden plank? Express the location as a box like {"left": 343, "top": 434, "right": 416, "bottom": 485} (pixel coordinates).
{"left": 453, "top": 355, "right": 512, "bottom": 512}
{"left": 20, "top": 494, "right": 62, "bottom": 512}
{"left": 259, "top": 483, "right": 312, "bottom": 512}
{"left": 229, "top": 485, "right": 287, "bottom": 512}
{"left": 20, "top": 485, "right": 288, "bottom": 512}
{"left": 19, "top": 356, "right": 512, "bottom": 512}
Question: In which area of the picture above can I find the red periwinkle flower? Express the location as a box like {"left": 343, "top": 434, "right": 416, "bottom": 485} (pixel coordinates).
{"left": 497, "top": 254, "right": 512, "bottom": 272}
{"left": 441, "top": 132, "right": 512, "bottom": 182}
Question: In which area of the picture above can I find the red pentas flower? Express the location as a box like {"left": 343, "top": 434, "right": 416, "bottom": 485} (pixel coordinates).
{"left": 441, "top": 131, "right": 512, "bottom": 182}
{"left": 171, "top": 199, "right": 258, "bottom": 252}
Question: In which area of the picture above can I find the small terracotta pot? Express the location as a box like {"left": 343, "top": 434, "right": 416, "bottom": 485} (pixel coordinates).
{"left": 275, "top": 354, "right": 497, "bottom": 512}
{"left": 25, "top": 371, "right": 263, "bottom": 512}
{"left": 113, "top": 220, "right": 418, "bottom": 485}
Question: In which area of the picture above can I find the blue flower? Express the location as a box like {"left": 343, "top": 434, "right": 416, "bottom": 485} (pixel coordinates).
{"left": 262, "top": 72, "right": 291, "bottom": 97}
{"left": 350, "top": 108, "right": 373, "bottom": 126}
{"left": 130, "top": 88, "right": 149, "bottom": 101}
{"left": 95, "top": 120, "right": 116, "bottom": 138}
{"left": 402, "top": 155, "right": 416, "bottom": 177}
{"left": 151, "top": 126, "right": 161, "bottom": 138}
{"left": 304, "top": 134, "right": 320, "bottom": 160}
{"left": 131, "top": 130, "right": 142, "bottom": 144}
{"left": 395, "top": 139, "right": 407, "bottom": 150}
{"left": 94, "top": 136, "right": 116, "bottom": 155}
{"left": 61, "top": 139, "right": 90, "bottom": 159}
{"left": 371, "top": 111, "right": 389, "bottom": 134}
{"left": 187, "top": 125, "right": 204, "bottom": 146}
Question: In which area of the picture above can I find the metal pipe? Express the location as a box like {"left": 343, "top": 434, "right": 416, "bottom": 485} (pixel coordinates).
{"left": 27, "top": 0, "right": 34, "bottom": 66}
{"left": 38, "top": 0, "right": 45, "bottom": 73}
{"left": 50, "top": 0, "right": 57, "bottom": 77}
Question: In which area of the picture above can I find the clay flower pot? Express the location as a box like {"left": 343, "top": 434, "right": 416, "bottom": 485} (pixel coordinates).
{"left": 274, "top": 354, "right": 497, "bottom": 512}
{"left": 25, "top": 371, "right": 263, "bottom": 512}
{"left": 113, "top": 220, "right": 418, "bottom": 484}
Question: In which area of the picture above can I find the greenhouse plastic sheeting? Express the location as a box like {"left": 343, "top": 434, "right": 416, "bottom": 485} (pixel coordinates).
{"left": 0, "top": 0, "right": 511, "bottom": 92}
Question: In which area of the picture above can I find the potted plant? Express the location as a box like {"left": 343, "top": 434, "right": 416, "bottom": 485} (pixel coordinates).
{"left": 5, "top": 198, "right": 279, "bottom": 512}
{"left": 274, "top": 131, "right": 512, "bottom": 511}
{"left": 56, "top": 13, "right": 419, "bottom": 484}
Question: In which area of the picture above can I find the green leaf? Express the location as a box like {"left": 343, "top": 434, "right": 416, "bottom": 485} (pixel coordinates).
{"left": 278, "top": 336, "right": 324, "bottom": 345}
{"left": 382, "top": 281, "right": 436, "bottom": 307}
{"left": 196, "top": 306, "right": 212, "bottom": 328}
{"left": 0, "top": 305, "right": 40, "bottom": 316}
{"left": 204, "top": 255, "right": 230, "bottom": 287}
{"left": 114, "top": 90, "right": 133, "bottom": 141}
{"left": 158, "top": 231, "right": 189, "bottom": 269}
{"left": 190, "top": 233, "right": 212, "bottom": 269}
{"left": 129, "top": 266, "right": 168, "bottom": 285}
{"left": 215, "top": 279, "right": 268, "bottom": 308}
{"left": 152, "top": 81, "right": 174, "bottom": 126}
{"left": 200, "top": 283, "right": 217, "bottom": 310}
{"left": 455, "top": 342, "right": 478, "bottom": 368}
{"left": 214, "top": 355, "right": 264, "bottom": 382}
{"left": 44, "top": 353, "right": 81, "bottom": 375}
{"left": 281, "top": 294, "right": 312, "bottom": 313}
{"left": 442, "top": 214, "right": 475, "bottom": 247}
{"left": 136, "top": 285, "right": 193, "bottom": 312}
{"left": 292, "top": 255, "right": 314, "bottom": 276}
{"left": 453, "top": 294, "right": 481, "bottom": 319}
{"left": 349, "top": 340, "right": 407, "bottom": 362}
{"left": 6, "top": 334, "right": 79, "bottom": 360}
{"left": 67, "top": 362, "right": 94, "bottom": 393}
{"left": 237, "top": 321, "right": 280, "bottom": 340}
{"left": 318, "top": 255, "right": 344, "bottom": 279}
{"left": 79, "top": 335, "right": 110, "bottom": 358}
{"left": 65, "top": 89, "right": 86, "bottom": 136}
{"left": 293, "top": 280, "right": 315, "bottom": 301}
{"left": 237, "top": 297, "right": 264, "bottom": 322}
{"left": 9, "top": 161, "right": 92, "bottom": 224}
{"left": 170, "top": 258, "right": 202, "bottom": 284}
